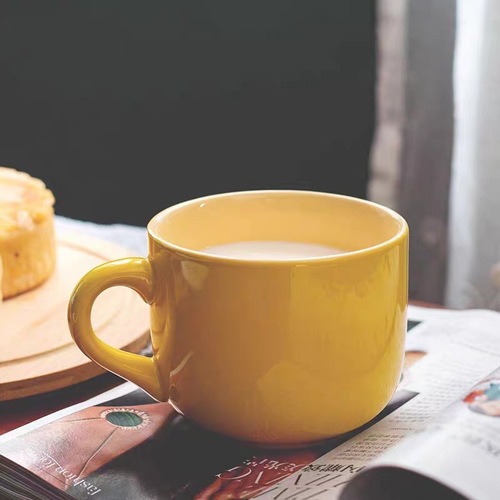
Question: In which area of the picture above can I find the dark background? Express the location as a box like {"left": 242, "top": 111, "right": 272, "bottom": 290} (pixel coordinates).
{"left": 0, "top": 1, "right": 376, "bottom": 226}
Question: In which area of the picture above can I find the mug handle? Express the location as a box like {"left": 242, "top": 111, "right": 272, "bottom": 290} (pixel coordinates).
{"left": 67, "top": 257, "right": 166, "bottom": 401}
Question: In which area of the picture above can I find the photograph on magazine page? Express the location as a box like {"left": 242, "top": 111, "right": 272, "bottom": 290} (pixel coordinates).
{"left": 0, "top": 387, "right": 419, "bottom": 500}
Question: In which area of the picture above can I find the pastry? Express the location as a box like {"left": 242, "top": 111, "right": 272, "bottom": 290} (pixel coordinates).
{"left": 0, "top": 167, "right": 56, "bottom": 299}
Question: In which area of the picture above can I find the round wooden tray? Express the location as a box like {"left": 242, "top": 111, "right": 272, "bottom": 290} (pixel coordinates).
{"left": 0, "top": 231, "right": 151, "bottom": 401}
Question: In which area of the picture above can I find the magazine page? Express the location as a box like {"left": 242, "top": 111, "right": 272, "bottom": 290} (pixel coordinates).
{"left": 255, "top": 308, "right": 500, "bottom": 499}
{"left": 0, "top": 375, "right": 418, "bottom": 500}
{"left": 0, "top": 315, "right": 424, "bottom": 500}
{"left": 340, "top": 365, "right": 500, "bottom": 500}
{"left": 0, "top": 307, "right": 498, "bottom": 500}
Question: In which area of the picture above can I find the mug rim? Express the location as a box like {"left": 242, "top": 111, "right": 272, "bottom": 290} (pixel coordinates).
{"left": 147, "top": 189, "right": 409, "bottom": 266}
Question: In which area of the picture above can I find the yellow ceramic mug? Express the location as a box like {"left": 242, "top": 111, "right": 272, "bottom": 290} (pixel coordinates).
{"left": 68, "top": 190, "right": 408, "bottom": 447}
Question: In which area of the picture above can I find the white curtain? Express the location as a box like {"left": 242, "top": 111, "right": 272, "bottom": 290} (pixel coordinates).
{"left": 370, "top": 0, "right": 455, "bottom": 305}
{"left": 446, "top": 0, "right": 500, "bottom": 310}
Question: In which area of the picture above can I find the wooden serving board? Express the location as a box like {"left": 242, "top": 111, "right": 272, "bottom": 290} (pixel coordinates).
{"left": 0, "top": 231, "right": 151, "bottom": 401}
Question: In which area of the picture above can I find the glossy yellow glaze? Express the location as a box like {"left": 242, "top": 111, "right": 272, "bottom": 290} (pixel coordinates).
{"left": 68, "top": 190, "right": 408, "bottom": 447}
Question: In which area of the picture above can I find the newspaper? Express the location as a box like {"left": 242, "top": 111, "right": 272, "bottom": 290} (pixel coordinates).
{"left": 0, "top": 305, "right": 499, "bottom": 499}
